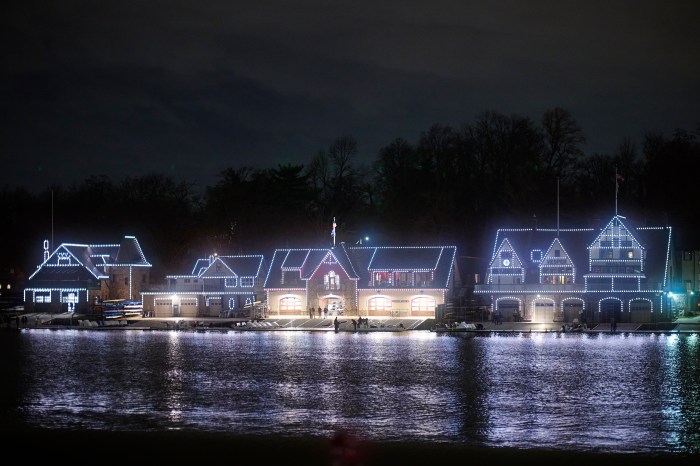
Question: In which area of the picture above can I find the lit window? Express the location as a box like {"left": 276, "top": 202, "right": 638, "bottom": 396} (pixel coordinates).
{"left": 368, "top": 297, "right": 392, "bottom": 311}
{"left": 279, "top": 297, "right": 301, "bottom": 311}
{"left": 61, "top": 292, "right": 78, "bottom": 303}
{"left": 411, "top": 296, "right": 435, "bottom": 311}
{"left": 324, "top": 271, "right": 340, "bottom": 290}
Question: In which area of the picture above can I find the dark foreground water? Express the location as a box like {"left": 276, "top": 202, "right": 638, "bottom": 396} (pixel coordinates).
{"left": 1, "top": 328, "right": 698, "bottom": 455}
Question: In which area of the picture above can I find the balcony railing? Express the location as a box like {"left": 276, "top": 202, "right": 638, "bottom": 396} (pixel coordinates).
{"left": 475, "top": 283, "right": 663, "bottom": 293}
{"left": 166, "top": 284, "right": 259, "bottom": 293}
{"left": 474, "top": 284, "right": 585, "bottom": 293}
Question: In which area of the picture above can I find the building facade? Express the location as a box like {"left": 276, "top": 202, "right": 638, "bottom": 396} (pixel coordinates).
{"left": 140, "top": 253, "right": 267, "bottom": 318}
{"left": 264, "top": 243, "right": 459, "bottom": 318}
{"left": 680, "top": 249, "right": 700, "bottom": 316}
{"left": 474, "top": 214, "right": 677, "bottom": 324}
{"left": 23, "top": 235, "right": 151, "bottom": 314}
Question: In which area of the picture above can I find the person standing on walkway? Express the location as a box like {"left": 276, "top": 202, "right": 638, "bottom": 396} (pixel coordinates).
{"left": 309, "top": 307, "right": 314, "bottom": 319}
{"left": 334, "top": 316, "right": 339, "bottom": 333}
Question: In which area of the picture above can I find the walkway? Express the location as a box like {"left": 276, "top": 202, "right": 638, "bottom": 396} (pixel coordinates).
{"left": 4, "top": 312, "right": 700, "bottom": 334}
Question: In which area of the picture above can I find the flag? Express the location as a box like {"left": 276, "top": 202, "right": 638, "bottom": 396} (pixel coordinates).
{"left": 331, "top": 217, "right": 336, "bottom": 237}
{"left": 616, "top": 172, "right": 624, "bottom": 195}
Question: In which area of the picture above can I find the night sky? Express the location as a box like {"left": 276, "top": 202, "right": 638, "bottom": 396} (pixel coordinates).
{"left": 3, "top": 1, "right": 698, "bottom": 193}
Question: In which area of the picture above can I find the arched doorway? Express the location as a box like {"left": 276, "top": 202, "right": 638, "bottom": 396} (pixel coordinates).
{"left": 599, "top": 298, "right": 622, "bottom": 323}
{"left": 496, "top": 298, "right": 521, "bottom": 322}
{"left": 532, "top": 298, "right": 555, "bottom": 323}
{"left": 629, "top": 299, "right": 652, "bottom": 323}
{"left": 562, "top": 299, "right": 584, "bottom": 323}
{"left": 320, "top": 294, "right": 344, "bottom": 316}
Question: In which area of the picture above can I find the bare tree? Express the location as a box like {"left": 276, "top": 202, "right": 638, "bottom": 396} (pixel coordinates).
{"left": 328, "top": 136, "right": 358, "bottom": 180}
{"left": 541, "top": 107, "right": 586, "bottom": 180}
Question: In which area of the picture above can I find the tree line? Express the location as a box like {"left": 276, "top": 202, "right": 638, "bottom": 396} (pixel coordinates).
{"left": 2, "top": 107, "right": 698, "bottom": 282}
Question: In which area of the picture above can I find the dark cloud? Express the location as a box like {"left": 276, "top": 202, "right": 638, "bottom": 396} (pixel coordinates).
{"left": 2, "top": 0, "right": 698, "bottom": 192}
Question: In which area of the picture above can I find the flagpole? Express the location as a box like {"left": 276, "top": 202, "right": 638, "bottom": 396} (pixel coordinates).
{"left": 331, "top": 217, "right": 336, "bottom": 247}
{"left": 615, "top": 168, "right": 620, "bottom": 217}
{"left": 51, "top": 189, "right": 54, "bottom": 252}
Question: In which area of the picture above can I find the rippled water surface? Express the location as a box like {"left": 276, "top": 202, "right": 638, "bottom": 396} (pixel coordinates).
{"left": 1, "top": 329, "right": 698, "bottom": 454}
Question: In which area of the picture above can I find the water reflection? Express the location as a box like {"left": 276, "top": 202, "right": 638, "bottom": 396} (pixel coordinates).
{"left": 1, "top": 329, "right": 698, "bottom": 454}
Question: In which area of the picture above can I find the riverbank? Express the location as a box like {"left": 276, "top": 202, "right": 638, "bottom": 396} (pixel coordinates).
{"left": 2, "top": 428, "right": 695, "bottom": 465}
{"left": 4, "top": 312, "right": 700, "bottom": 334}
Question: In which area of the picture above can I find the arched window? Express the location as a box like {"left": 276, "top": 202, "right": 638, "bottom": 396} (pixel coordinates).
{"left": 411, "top": 296, "right": 435, "bottom": 311}
{"left": 324, "top": 270, "right": 340, "bottom": 290}
{"left": 279, "top": 296, "right": 302, "bottom": 312}
{"left": 368, "top": 297, "right": 392, "bottom": 312}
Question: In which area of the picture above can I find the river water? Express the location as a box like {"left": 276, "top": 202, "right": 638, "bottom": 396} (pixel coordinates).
{"left": 1, "top": 328, "right": 698, "bottom": 455}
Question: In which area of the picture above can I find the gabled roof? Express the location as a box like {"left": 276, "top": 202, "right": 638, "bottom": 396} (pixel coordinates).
{"left": 299, "top": 250, "right": 338, "bottom": 279}
{"left": 200, "top": 257, "right": 237, "bottom": 277}
{"left": 169, "top": 255, "right": 266, "bottom": 279}
{"left": 351, "top": 246, "right": 457, "bottom": 289}
{"left": 282, "top": 249, "right": 312, "bottom": 269}
{"left": 265, "top": 244, "right": 457, "bottom": 290}
{"left": 488, "top": 214, "right": 672, "bottom": 287}
{"left": 541, "top": 237, "right": 574, "bottom": 266}
{"left": 264, "top": 246, "right": 359, "bottom": 289}
{"left": 191, "top": 259, "right": 210, "bottom": 276}
{"left": 300, "top": 245, "right": 359, "bottom": 280}
{"left": 27, "top": 235, "right": 151, "bottom": 286}
{"left": 489, "top": 238, "right": 524, "bottom": 268}
{"left": 111, "top": 236, "right": 151, "bottom": 266}
{"left": 218, "top": 255, "right": 266, "bottom": 277}
{"left": 27, "top": 244, "right": 102, "bottom": 284}
{"left": 367, "top": 247, "right": 444, "bottom": 270}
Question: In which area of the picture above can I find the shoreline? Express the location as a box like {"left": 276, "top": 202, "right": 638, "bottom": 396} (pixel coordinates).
{"left": 4, "top": 312, "right": 700, "bottom": 334}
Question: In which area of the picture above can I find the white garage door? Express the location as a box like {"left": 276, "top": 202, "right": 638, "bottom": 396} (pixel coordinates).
{"left": 154, "top": 299, "right": 173, "bottom": 317}
{"left": 208, "top": 297, "right": 222, "bottom": 317}
{"left": 179, "top": 298, "right": 199, "bottom": 317}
